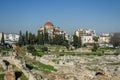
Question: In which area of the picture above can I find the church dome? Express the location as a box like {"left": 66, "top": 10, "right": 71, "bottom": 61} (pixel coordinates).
{"left": 44, "top": 22, "right": 54, "bottom": 26}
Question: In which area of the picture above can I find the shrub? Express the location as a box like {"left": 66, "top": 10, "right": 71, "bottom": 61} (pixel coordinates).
{"left": 27, "top": 45, "right": 36, "bottom": 52}
{"left": 59, "top": 53, "right": 64, "bottom": 56}
{"left": 0, "top": 74, "right": 5, "bottom": 80}
{"left": 2, "top": 51, "right": 7, "bottom": 56}
{"left": 92, "top": 43, "right": 98, "bottom": 52}
{"left": 114, "top": 48, "right": 120, "bottom": 55}
{"left": 41, "top": 46, "right": 48, "bottom": 52}
{"left": 83, "top": 44, "right": 87, "bottom": 47}
{"left": 20, "top": 74, "right": 28, "bottom": 80}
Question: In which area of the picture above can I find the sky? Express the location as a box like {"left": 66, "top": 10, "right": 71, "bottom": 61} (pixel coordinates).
{"left": 0, "top": 0, "right": 120, "bottom": 35}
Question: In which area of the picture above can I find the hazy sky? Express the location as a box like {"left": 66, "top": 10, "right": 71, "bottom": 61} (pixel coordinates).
{"left": 0, "top": 0, "right": 120, "bottom": 35}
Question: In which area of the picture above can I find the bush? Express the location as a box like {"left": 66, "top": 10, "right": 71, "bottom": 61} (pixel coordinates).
{"left": 2, "top": 52, "right": 7, "bottom": 56}
{"left": 20, "top": 74, "right": 28, "bottom": 80}
{"left": 114, "top": 48, "right": 120, "bottom": 55}
{"left": 41, "top": 46, "right": 48, "bottom": 52}
{"left": 27, "top": 45, "right": 36, "bottom": 52}
{"left": 83, "top": 44, "right": 87, "bottom": 47}
{"left": 0, "top": 74, "right": 5, "bottom": 80}
{"left": 59, "top": 53, "right": 64, "bottom": 56}
{"left": 92, "top": 43, "right": 98, "bottom": 52}
{"left": 92, "top": 48, "right": 97, "bottom": 52}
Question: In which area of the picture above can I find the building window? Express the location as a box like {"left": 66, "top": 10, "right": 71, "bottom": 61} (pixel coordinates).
{"left": 84, "top": 38, "right": 86, "bottom": 41}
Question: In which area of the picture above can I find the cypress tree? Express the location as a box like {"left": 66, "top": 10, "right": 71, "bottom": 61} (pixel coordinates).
{"left": 1, "top": 32, "right": 5, "bottom": 45}
{"left": 44, "top": 33, "right": 49, "bottom": 44}
{"left": 25, "top": 31, "right": 29, "bottom": 45}
{"left": 18, "top": 31, "right": 23, "bottom": 46}
{"left": 73, "top": 35, "right": 81, "bottom": 48}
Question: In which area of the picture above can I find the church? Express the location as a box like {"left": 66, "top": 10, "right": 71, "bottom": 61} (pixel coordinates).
{"left": 38, "top": 21, "right": 67, "bottom": 38}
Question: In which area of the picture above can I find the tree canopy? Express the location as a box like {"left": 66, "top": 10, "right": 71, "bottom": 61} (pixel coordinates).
{"left": 73, "top": 35, "right": 81, "bottom": 48}
{"left": 110, "top": 33, "right": 120, "bottom": 48}
{"left": 1, "top": 32, "right": 5, "bottom": 44}
{"left": 18, "top": 31, "right": 69, "bottom": 47}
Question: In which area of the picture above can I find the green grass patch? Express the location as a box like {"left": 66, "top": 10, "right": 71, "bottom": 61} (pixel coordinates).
{"left": 11, "top": 64, "right": 16, "bottom": 69}
{"left": 52, "top": 59, "right": 59, "bottom": 64}
{"left": 99, "top": 47, "right": 116, "bottom": 51}
{"left": 52, "top": 51, "right": 104, "bottom": 57}
{"left": 32, "top": 61, "right": 57, "bottom": 74}
{"left": 0, "top": 67, "right": 4, "bottom": 72}
{"left": 28, "top": 51, "right": 44, "bottom": 57}
{"left": 20, "top": 74, "right": 28, "bottom": 80}
{"left": 108, "top": 62, "right": 120, "bottom": 65}
{"left": 27, "top": 45, "right": 48, "bottom": 57}
{"left": 87, "top": 66, "right": 102, "bottom": 71}
{"left": 0, "top": 45, "right": 12, "bottom": 52}
{"left": 0, "top": 74, "right": 5, "bottom": 80}
{"left": 80, "top": 52, "right": 103, "bottom": 56}
{"left": 52, "top": 52, "right": 75, "bottom": 56}
{"left": 35, "top": 45, "right": 44, "bottom": 51}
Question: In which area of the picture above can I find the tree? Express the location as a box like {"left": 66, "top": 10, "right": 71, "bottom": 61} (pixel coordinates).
{"left": 114, "top": 48, "right": 120, "bottom": 55}
{"left": 41, "top": 46, "right": 48, "bottom": 52}
{"left": 22, "top": 34, "right": 26, "bottom": 45}
{"left": 1, "top": 32, "right": 5, "bottom": 44}
{"left": 49, "top": 37, "right": 54, "bottom": 45}
{"left": 37, "top": 32, "right": 40, "bottom": 44}
{"left": 110, "top": 33, "right": 120, "bottom": 48}
{"left": 73, "top": 35, "right": 81, "bottom": 48}
{"left": 93, "top": 36, "right": 99, "bottom": 42}
{"left": 18, "top": 31, "right": 23, "bottom": 46}
{"left": 25, "top": 31, "right": 29, "bottom": 45}
{"left": 92, "top": 43, "right": 98, "bottom": 52}
{"left": 44, "top": 33, "right": 49, "bottom": 44}
{"left": 18, "top": 31, "right": 38, "bottom": 46}
{"left": 18, "top": 31, "right": 27, "bottom": 46}
{"left": 52, "top": 34, "right": 65, "bottom": 45}
{"left": 28, "top": 32, "right": 36, "bottom": 45}
{"left": 37, "top": 32, "right": 44, "bottom": 45}
{"left": 63, "top": 40, "right": 69, "bottom": 49}
{"left": 27, "top": 45, "right": 36, "bottom": 52}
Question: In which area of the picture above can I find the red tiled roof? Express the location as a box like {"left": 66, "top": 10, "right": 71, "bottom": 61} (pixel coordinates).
{"left": 54, "top": 29, "right": 60, "bottom": 32}
{"left": 61, "top": 31, "right": 64, "bottom": 33}
{"left": 38, "top": 29, "right": 43, "bottom": 32}
{"left": 84, "top": 34, "right": 92, "bottom": 36}
{"left": 44, "top": 22, "right": 53, "bottom": 26}
{"left": 100, "top": 35, "right": 109, "bottom": 37}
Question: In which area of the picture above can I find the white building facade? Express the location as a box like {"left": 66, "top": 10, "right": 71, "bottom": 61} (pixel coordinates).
{"left": 6, "top": 34, "right": 19, "bottom": 42}
{"left": 81, "top": 34, "right": 94, "bottom": 45}
{"left": 0, "top": 33, "right": 19, "bottom": 44}
{"left": 75, "top": 28, "right": 96, "bottom": 37}
{"left": 98, "top": 33, "right": 112, "bottom": 47}
{"left": 75, "top": 28, "right": 95, "bottom": 45}
{"left": 98, "top": 33, "right": 110, "bottom": 44}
